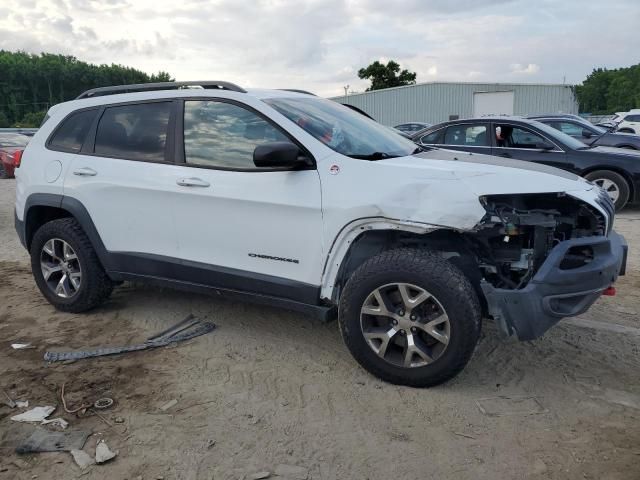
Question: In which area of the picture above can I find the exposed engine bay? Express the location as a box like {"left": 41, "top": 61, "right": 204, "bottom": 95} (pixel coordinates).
{"left": 469, "top": 193, "right": 609, "bottom": 290}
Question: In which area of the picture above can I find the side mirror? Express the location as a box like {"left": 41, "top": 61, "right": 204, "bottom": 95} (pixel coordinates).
{"left": 582, "top": 129, "right": 593, "bottom": 138}
{"left": 253, "top": 142, "right": 312, "bottom": 169}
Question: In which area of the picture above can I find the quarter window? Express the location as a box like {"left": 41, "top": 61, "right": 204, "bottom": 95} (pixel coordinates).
{"left": 443, "top": 125, "right": 488, "bottom": 146}
{"left": 625, "top": 115, "right": 640, "bottom": 122}
{"left": 94, "top": 102, "right": 172, "bottom": 162}
{"left": 48, "top": 109, "right": 97, "bottom": 152}
{"left": 183, "top": 100, "right": 290, "bottom": 169}
{"left": 419, "top": 128, "right": 444, "bottom": 145}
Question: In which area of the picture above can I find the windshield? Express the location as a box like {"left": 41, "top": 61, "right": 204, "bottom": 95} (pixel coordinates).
{"left": 0, "top": 133, "right": 29, "bottom": 147}
{"left": 528, "top": 120, "right": 592, "bottom": 150}
{"left": 264, "top": 97, "right": 418, "bottom": 159}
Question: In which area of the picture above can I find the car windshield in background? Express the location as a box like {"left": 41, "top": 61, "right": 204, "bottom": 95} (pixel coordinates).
{"left": 0, "top": 133, "right": 29, "bottom": 147}
{"left": 529, "top": 120, "right": 591, "bottom": 150}
{"left": 264, "top": 97, "right": 418, "bottom": 159}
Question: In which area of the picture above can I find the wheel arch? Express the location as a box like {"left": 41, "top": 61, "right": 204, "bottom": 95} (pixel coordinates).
{"left": 320, "top": 219, "right": 485, "bottom": 311}
{"left": 24, "top": 194, "right": 111, "bottom": 269}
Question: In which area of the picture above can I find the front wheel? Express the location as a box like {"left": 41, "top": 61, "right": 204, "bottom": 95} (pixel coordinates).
{"left": 30, "top": 218, "right": 114, "bottom": 313}
{"left": 584, "top": 170, "right": 630, "bottom": 210}
{"left": 339, "top": 249, "right": 481, "bottom": 387}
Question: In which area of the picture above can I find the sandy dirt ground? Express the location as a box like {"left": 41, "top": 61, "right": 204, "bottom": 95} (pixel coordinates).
{"left": 0, "top": 178, "right": 638, "bottom": 480}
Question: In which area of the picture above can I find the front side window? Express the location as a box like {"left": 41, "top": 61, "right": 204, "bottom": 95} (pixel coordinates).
{"left": 265, "top": 97, "right": 417, "bottom": 159}
{"left": 94, "top": 102, "right": 171, "bottom": 161}
{"left": 443, "top": 124, "right": 488, "bottom": 146}
{"left": 183, "top": 100, "right": 291, "bottom": 169}
{"left": 557, "top": 121, "right": 585, "bottom": 136}
{"left": 49, "top": 109, "right": 97, "bottom": 152}
{"left": 495, "top": 124, "right": 550, "bottom": 149}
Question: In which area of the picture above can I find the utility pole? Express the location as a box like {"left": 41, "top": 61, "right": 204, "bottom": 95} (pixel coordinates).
{"left": 343, "top": 85, "right": 350, "bottom": 97}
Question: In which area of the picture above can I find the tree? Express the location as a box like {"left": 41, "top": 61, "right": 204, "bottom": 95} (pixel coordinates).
{"left": 0, "top": 50, "right": 175, "bottom": 126}
{"left": 357, "top": 60, "right": 417, "bottom": 91}
{"left": 575, "top": 64, "right": 640, "bottom": 114}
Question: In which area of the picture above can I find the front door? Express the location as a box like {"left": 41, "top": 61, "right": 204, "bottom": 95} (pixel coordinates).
{"left": 171, "top": 99, "right": 324, "bottom": 303}
{"left": 491, "top": 122, "right": 568, "bottom": 170}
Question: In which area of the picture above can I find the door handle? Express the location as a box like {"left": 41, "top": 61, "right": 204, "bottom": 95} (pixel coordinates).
{"left": 176, "top": 177, "right": 210, "bottom": 188}
{"left": 73, "top": 167, "right": 97, "bottom": 177}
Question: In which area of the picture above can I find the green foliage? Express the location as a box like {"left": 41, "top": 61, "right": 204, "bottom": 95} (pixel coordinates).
{"left": 15, "top": 110, "right": 47, "bottom": 128}
{"left": 0, "top": 50, "right": 174, "bottom": 126}
{"left": 576, "top": 64, "right": 640, "bottom": 114}
{"left": 357, "top": 60, "right": 417, "bottom": 91}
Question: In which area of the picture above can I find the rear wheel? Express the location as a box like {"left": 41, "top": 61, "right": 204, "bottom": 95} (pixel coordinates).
{"left": 31, "top": 218, "right": 114, "bottom": 313}
{"left": 584, "top": 170, "right": 630, "bottom": 210}
{"left": 339, "top": 249, "right": 481, "bottom": 387}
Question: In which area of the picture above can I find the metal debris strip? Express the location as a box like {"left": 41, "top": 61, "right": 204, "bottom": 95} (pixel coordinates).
{"left": 43, "top": 314, "right": 215, "bottom": 363}
{"left": 15, "top": 428, "right": 90, "bottom": 454}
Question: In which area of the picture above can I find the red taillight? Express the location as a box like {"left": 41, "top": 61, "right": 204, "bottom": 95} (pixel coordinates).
{"left": 12, "top": 150, "right": 23, "bottom": 168}
{"left": 602, "top": 286, "right": 616, "bottom": 296}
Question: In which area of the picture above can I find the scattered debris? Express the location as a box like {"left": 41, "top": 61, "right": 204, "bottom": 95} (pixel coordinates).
{"left": 61, "top": 383, "right": 93, "bottom": 414}
{"left": 44, "top": 314, "right": 216, "bottom": 362}
{"left": 274, "top": 464, "right": 308, "bottom": 480}
{"left": 2, "top": 389, "right": 17, "bottom": 408}
{"left": 159, "top": 399, "right": 178, "bottom": 412}
{"left": 11, "top": 343, "right": 34, "bottom": 349}
{"left": 114, "top": 416, "right": 125, "bottom": 424}
{"left": 475, "top": 396, "right": 548, "bottom": 417}
{"left": 93, "top": 397, "right": 114, "bottom": 410}
{"left": 15, "top": 428, "right": 90, "bottom": 454}
{"left": 453, "top": 432, "right": 476, "bottom": 440}
{"left": 95, "top": 440, "right": 118, "bottom": 464}
{"left": 12, "top": 459, "right": 30, "bottom": 469}
{"left": 70, "top": 449, "right": 95, "bottom": 469}
{"left": 16, "top": 400, "right": 29, "bottom": 408}
{"left": 11, "top": 406, "right": 56, "bottom": 423}
{"left": 206, "top": 439, "right": 216, "bottom": 449}
{"left": 41, "top": 417, "right": 69, "bottom": 429}
{"left": 249, "top": 472, "right": 271, "bottom": 479}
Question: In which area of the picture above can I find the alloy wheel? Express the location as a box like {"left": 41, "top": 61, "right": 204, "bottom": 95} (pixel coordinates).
{"left": 40, "top": 238, "right": 82, "bottom": 298}
{"left": 360, "top": 283, "right": 450, "bottom": 368}
{"left": 593, "top": 178, "right": 620, "bottom": 203}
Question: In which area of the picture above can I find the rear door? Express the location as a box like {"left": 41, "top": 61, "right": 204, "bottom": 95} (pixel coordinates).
{"left": 170, "top": 98, "right": 324, "bottom": 302}
{"left": 63, "top": 100, "right": 184, "bottom": 260}
{"left": 491, "top": 122, "right": 569, "bottom": 170}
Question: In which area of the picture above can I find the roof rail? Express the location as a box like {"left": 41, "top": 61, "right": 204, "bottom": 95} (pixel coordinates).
{"left": 76, "top": 81, "right": 246, "bottom": 99}
{"left": 278, "top": 89, "right": 316, "bottom": 96}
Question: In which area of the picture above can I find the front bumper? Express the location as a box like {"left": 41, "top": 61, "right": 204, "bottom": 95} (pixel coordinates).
{"left": 482, "top": 231, "right": 628, "bottom": 341}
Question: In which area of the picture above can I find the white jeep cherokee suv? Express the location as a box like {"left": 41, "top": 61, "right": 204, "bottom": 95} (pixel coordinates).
{"left": 14, "top": 82, "right": 628, "bottom": 386}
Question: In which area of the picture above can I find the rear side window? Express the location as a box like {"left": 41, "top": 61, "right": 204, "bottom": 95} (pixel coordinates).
{"left": 48, "top": 109, "right": 97, "bottom": 153}
{"left": 625, "top": 115, "right": 640, "bottom": 122}
{"left": 95, "top": 102, "right": 172, "bottom": 162}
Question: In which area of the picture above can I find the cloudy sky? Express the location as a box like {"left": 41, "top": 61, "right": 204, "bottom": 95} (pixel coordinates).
{"left": 1, "top": 0, "right": 638, "bottom": 97}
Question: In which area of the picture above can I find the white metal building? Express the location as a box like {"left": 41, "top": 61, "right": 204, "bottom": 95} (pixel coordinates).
{"left": 330, "top": 82, "right": 578, "bottom": 127}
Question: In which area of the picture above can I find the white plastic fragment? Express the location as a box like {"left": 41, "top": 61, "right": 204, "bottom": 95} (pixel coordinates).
{"left": 70, "top": 449, "right": 95, "bottom": 469}
{"left": 11, "top": 343, "right": 33, "bottom": 349}
{"left": 42, "top": 417, "right": 69, "bottom": 429}
{"left": 15, "top": 400, "right": 29, "bottom": 408}
{"left": 159, "top": 399, "right": 178, "bottom": 411}
{"left": 95, "top": 440, "right": 117, "bottom": 464}
{"left": 11, "top": 406, "right": 56, "bottom": 423}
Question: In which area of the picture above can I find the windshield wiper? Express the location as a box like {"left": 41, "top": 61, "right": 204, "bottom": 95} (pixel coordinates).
{"left": 348, "top": 152, "right": 397, "bottom": 160}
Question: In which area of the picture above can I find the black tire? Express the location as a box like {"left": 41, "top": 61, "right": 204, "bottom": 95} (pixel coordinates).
{"left": 30, "top": 218, "right": 114, "bottom": 313}
{"left": 584, "top": 170, "right": 630, "bottom": 210}
{"left": 339, "top": 249, "right": 481, "bottom": 387}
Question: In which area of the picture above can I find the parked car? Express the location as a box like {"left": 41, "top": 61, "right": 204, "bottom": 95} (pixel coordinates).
{"left": 394, "top": 122, "right": 432, "bottom": 134}
{"left": 341, "top": 104, "right": 412, "bottom": 138}
{"left": 15, "top": 82, "right": 626, "bottom": 387}
{"left": 615, "top": 111, "right": 640, "bottom": 134}
{"left": 0, "top": 132, "right": 29, "bottom": 178}
{"left": 528, "top": 115, "right": 640, "bottom": 150}
{"left": 413, "top": 116, "right": 640, "bottom": 209}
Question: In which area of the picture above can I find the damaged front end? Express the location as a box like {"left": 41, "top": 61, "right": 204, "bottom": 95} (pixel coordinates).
{"left": 466, "top": 192, "right": 627, "bottom": 340}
